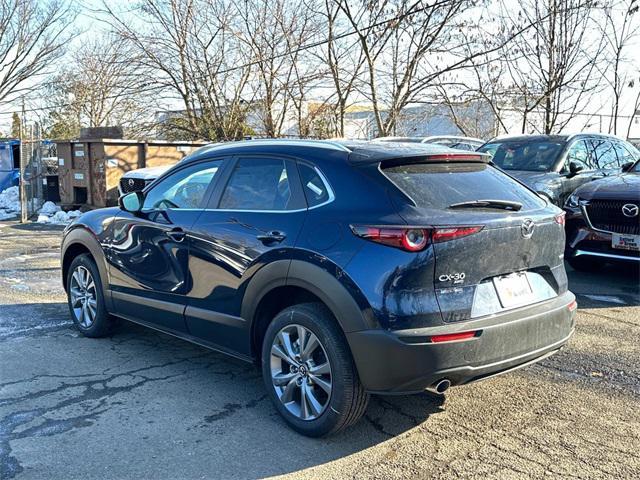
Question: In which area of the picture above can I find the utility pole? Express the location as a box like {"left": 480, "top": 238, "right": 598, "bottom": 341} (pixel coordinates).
{"left": 19, "top": 100, "right": 27, "bottom": 223}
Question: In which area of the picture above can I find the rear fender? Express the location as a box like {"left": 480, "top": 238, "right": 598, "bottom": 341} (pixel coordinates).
{"left": 240, "top": 257, "right": 376, "bottom": 339}
{"left": 285, "top": 259, "right": 377, "bottom": 332}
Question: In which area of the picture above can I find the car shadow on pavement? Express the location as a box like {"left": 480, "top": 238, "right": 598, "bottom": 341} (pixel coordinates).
{"left": 1, "top": 222, "right": 66, "bottom": 233}
{"left": 566, "top": 261, "right": 640, "bottom": 308}
{"left": 1, "top": 311, "right": 446, "bottom": 479}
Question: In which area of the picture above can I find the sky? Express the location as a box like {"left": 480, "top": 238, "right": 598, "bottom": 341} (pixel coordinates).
{"left": 1, "top": 0, "right": 639, "bottom": 135}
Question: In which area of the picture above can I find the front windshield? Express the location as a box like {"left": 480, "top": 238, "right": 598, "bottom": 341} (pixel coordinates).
{"left": 478, "top": 140, "right": 564, "bottom": 172}
{"left": 632, "top": 161, "right": 640, "bottom": 173}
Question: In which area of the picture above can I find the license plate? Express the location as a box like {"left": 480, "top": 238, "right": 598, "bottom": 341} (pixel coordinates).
{"left": 612, "top": 233, "right": 640, "bottom": 251}
{"left": 493, "top": 272, "right": 534, "bottom": 308}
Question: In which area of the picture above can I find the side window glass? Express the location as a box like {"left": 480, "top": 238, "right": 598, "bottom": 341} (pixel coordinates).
{"left": 298, "top": 163, "right": 331, "bottom": 207}
{"left": 219, "top": 158, "right": 300, "bottom": 211}
{"left": 564, "top": 140, "right": 590, "bottom": 171}
{"left": 143, "top": 160, "right": 222, "bottom": 210}
{"left": 591, "top": 139, "right": 618, "bottom": 169}
{"left": 614, "top": 142, "right": 635, "bottom": 165}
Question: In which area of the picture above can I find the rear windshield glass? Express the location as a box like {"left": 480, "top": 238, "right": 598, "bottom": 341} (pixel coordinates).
{"left": 478, "top": 140, "right": 564, "bottom": 171}
{"left": 383, "top": 163, "right": 545, "bottom": 209}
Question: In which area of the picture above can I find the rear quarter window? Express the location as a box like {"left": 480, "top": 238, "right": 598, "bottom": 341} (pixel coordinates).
{"left": 383, "top": 162, "right": 545, "bottom": 210}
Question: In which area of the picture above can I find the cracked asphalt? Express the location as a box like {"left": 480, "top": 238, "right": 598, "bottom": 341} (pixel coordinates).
{"left": 1, "top": 221, "right": 639, "bottom": 480}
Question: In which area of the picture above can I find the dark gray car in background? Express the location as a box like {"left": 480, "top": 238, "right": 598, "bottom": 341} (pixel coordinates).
{"left": 478, "top": 134, "right": 640, "bottom": 206}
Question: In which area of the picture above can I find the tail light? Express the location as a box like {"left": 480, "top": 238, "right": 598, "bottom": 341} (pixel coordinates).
{"left": 351, "top": 225, "right": 483, "bottom": 252}
{"left": 554, "top": 212, "right": 566, "bottom": 226}
{"left": 567, "top": 299, "right": 577, "bottom": 312}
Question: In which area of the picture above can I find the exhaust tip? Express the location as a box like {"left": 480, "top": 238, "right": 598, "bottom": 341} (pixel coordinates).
{"left": 427, "top": 379, "right": 451, "bottom": 395}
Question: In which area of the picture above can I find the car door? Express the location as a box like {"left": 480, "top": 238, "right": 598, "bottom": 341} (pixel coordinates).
{"left": 107, "top": 158, "right": 225, "bottom": 333}
{"left": 184, "top": 155, "right": 307, "bottom": 355}
{"left": 557, "top": 139, "right": 594, "bottom": 205}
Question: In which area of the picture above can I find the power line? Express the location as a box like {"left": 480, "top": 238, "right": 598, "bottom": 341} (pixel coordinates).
{"left": 0, "top": 1, "right": 431, "bottom": 118}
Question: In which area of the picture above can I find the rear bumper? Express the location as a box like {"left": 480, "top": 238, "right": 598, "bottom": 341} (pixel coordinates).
{"left": 346, "top": 291, "right": 576, "bottom": 394}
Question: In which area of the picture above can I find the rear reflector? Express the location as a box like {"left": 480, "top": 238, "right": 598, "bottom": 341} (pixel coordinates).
{"left": 567, "top": 300, "right": 577, "bottom": 312}
{"left": 555, "top": 212, "right": 566, "bottom": 226}
{"left": 351, "top": 225, "right": 483, "bottom": 252}
{"left": 429, "top": 331, "right": 479, "bottom": 343}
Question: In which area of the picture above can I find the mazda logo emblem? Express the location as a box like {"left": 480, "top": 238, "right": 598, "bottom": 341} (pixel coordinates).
{"left": 128, "top": 178, "right": 134, "bottom": 187}
{"left": 622, "top": 203, "right": 639, "bottom": 218}
{"left": 521, "top": 219, "right": 535, "bottom": 238}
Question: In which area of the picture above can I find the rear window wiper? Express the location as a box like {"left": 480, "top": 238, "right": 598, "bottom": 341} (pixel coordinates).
{"left": 448, "top": 199, "right": 523, "bottom": 211}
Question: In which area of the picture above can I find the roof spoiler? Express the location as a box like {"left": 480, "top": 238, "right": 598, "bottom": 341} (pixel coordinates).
{"left": 380, "top": 152, "right": 491, "bottom": 168}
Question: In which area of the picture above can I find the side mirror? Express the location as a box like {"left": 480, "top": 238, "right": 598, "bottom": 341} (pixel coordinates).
{"left": 568, "top": 161, "right": 584, "bottom": 176}
{"left": 118, "top": 191, "right": 144, "bottom": 213}
{"left": 621, "top": 161, "right": 635, "bottom": 172}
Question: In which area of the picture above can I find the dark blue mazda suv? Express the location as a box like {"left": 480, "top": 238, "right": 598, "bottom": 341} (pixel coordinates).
{"left": 61, "top": 139, "right": 576, "bottom": 436}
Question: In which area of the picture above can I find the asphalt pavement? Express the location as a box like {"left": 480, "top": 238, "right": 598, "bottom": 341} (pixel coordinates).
{"left": 1, "top": 221, "right": 639, "bottom": 479}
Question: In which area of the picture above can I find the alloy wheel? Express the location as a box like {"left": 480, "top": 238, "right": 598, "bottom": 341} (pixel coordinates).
{"left": 270, "top": 324, "right": 332, "bottom": 421}
{"left": 69, "top": 265, "right": 98, "bottom": 328}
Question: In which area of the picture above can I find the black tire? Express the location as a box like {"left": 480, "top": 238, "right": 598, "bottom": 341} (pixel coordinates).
{"left": 567, "top": 254, "right": 602, "bottom": 272}
{"left": 261, "top": 302, "right": 369, "bottom": 437}
{"left": 66, "top": 254, "right": 114, "bottom": 338}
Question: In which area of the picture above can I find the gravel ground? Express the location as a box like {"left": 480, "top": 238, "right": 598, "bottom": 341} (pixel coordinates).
{"left": 0, "top": 221, "right": 639, "bottom": 480}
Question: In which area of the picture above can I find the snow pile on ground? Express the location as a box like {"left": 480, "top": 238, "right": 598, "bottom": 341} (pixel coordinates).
{"left": 39, "top": 201, "right": 60, "bottom": 215}
{"left": 36, "top": 205, "right": 82, "bottom": 225}
{"left": 0, "top": 186, "right": 20, "bottom": 220}
{"left": 0, "top": 190, "right": 82, "bottom": 224}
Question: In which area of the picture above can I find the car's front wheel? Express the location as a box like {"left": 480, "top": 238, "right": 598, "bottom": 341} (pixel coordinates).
{"left": 66, "top": 254, "right": 114, "bottom": 337}
{"left": 261, "top": 303, "right": 369, "bottom": 437}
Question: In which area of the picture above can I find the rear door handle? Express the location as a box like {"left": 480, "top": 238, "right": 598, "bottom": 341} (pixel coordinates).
{"left": 256, "top": 231, "right": 286, "bottom": 244}
{"left": 166, "top": 227, "right": 186, "bottom": 242}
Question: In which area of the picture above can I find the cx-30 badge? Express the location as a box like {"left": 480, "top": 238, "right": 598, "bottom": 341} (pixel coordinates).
{"left": 622, "top": 204, "right": 639, "bottom": 218}
{"left": 521, "top": 219, "right": 535, "bottom": 238}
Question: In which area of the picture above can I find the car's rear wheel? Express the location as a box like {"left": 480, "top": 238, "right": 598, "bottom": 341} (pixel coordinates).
{"left": 66, "top": 254, "right": 113, "bottom": 337}
{"left": 261, "top": 303, "right": 369, "bottom": 437}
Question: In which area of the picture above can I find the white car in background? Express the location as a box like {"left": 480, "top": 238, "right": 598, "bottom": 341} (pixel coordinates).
{"left": 373, "top": 135, "right": 485, "bottom": 151}
{"left": 118, "top": 166, "right": 171, "bottom": 196}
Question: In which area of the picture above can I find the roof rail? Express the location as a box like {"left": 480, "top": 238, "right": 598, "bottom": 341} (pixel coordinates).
{"left": 196, "top": 139, "right": 352, "bottom": 154}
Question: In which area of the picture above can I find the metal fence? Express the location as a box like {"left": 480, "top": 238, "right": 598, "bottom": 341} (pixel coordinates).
{"left": 19, "top": 122, "right": 55, "bottom": 221}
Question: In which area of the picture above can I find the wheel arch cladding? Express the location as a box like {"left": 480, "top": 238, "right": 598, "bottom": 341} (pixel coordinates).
{"left": 242, "top": 259, "right": 377, "bottom": 359}
{"left": 61, "top": 228, "right": 112, "bottom": 310}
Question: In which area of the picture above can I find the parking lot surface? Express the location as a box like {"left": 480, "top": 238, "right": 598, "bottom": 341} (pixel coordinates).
{"left": 1, "top": 221, "right": 639, "bottom": 479}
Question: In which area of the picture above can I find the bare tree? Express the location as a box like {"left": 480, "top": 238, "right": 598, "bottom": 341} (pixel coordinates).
{"left": 0, "top": 0, "right": 75, "bottom": 106}
{"left": 499, "top": 0, "right": 607, "bottom": 134}
{"left": 102, "top": 0, "right": 254, "bottom": 141}
{"left": 626, "top": 74, "right": 640, "bottom": 139}
{"left": 336, "top": 0, "right": 473, "bottom": 137}
{"left": 335, "top": 0, "right": 524, "bottom": 137}
{"left": 45, "top": 36, "right": 156, "bottom": 138}
{"left": 306, "top": 0, "right": 365, "bottom": 137}
{"left": 599, "top": 0, "right": 639, "bottom": 135}
{"left": 233, "top": 0, "right": 319, "bottom": 137}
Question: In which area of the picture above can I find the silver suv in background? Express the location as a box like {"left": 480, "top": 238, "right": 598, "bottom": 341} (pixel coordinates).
{"left": 478, "top": 134, "right": 640, "bottom": 206}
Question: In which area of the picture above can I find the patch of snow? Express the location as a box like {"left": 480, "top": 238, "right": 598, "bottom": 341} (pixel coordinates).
{"left": 0, "top": 186, "right": 20, "bottom": 219}
{"left": 39, "top": 201, "right": 61, "bottom": 215}
{"left": 0, "top": 187, "right": 82, "bottom": 224}
{"left": 36, "top": 208, "right": 83, "bottom": 225}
